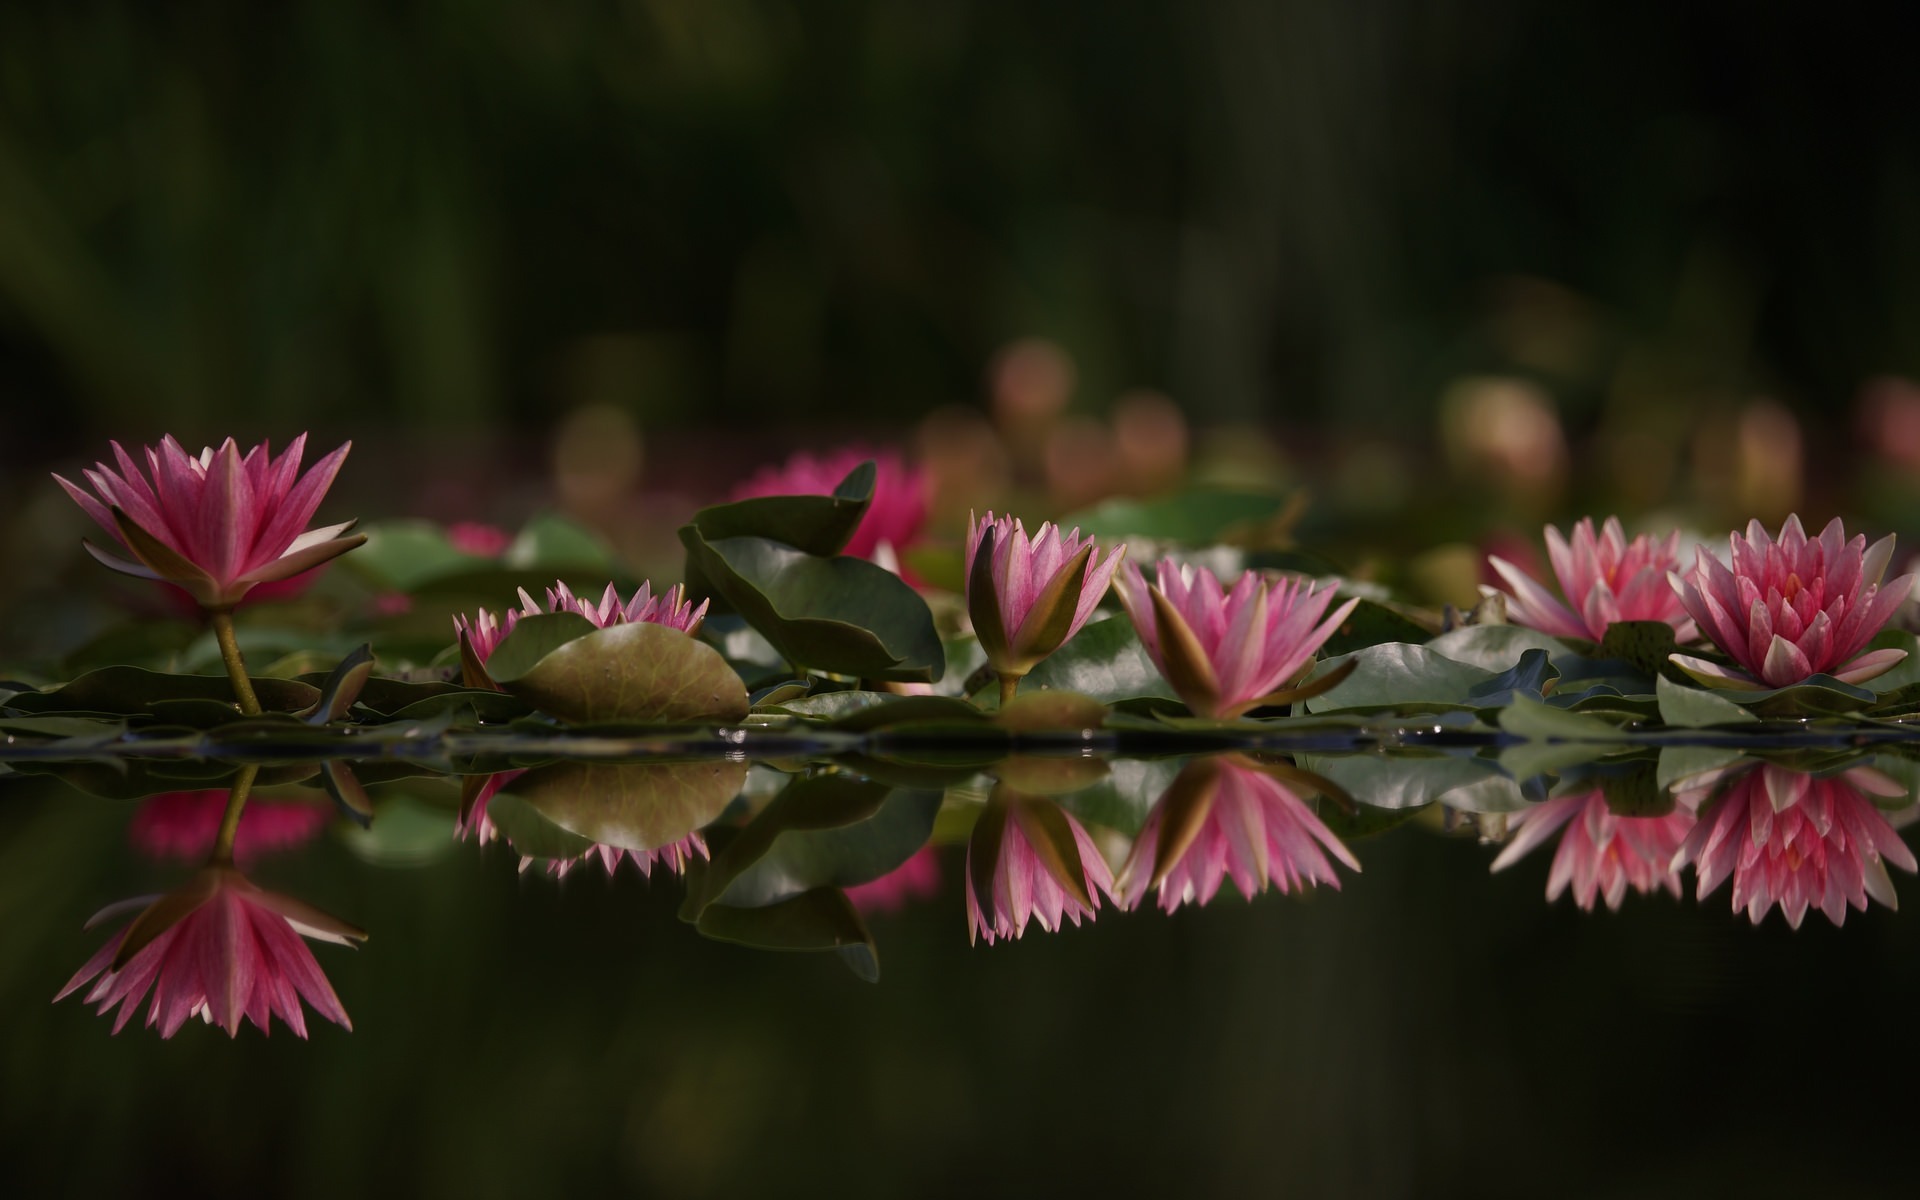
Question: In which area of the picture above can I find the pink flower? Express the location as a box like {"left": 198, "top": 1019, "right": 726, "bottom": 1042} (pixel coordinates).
{"left": 54, "top": 434, "right": 364, "bottom": 609}
{"left": 1118, "top": 756, "right": 1358, "bottom": 913}
{"left": 458, "top": 770, "right": 708, "bottom": 880}
{"left": 846, "top": 848, "right": 943, "bottom": 915}
{"left": 453, "top": 579, "right": 708, "bottom": 670}
{"left": 56, "top": 865, "right": 363, "bottom": 1037}
{"left": 1486, "top": 516, "right": 1697, "bottom": 643}
{"left": 965, "top": 792, "right": 1116, "bottom": 944}
{"left": 1489, "top": 789, "right": 1693, "bottom": 910}
{"left": 964, "top": 512, "right": 1125, "bottom": 680}
{"left": 129, "top": 791, "right": 328, "bottom": 867}
{"left": 1670, "top": 515, "right": 1913, "bottom": 689}
{"left": 731, "top": 448, "right": 929, "bottom": 563}
{"left": 1113, "top": 558, "right": 1358, "bottom": 719}
{"left": 1671, "top": 762, "right": 1918, "bottom": 927}
{"left": 447, "top": 521, "right": 513, "bottom": 558}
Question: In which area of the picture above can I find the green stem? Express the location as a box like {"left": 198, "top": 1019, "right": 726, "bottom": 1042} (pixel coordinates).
{"left": 209, "top": 608, "right": 261, "bottom": 716}
{"left": 209, "top": 763, "right": 260, "bottom": 866}
{"left": 998, "top": 672, "right": 1021, "bottom": 707}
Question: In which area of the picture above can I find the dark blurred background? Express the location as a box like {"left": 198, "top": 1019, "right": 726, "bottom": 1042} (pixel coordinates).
{"left": 5, "top": 1, "right": 1920, "bottom": 538}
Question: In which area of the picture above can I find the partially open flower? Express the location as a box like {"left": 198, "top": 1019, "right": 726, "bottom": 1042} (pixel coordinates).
{"left": 1671, "top": 762, "right": 1918, "bottom": 928}
{"left": 1118, "top": 756, "right": 1358, "bottom": 913}
{"left": 1114, "top": 558, "right": 1358, "bottom": 719}
{"left": 964, "top": 512, "right": 1124, "bottom": 690}
{"left": 1486, "top": 516, "right": 1696, "bottom": 643}
{"left": 1489, "top": 788, "right": 1693, "bottom": 911}
{"left": 54, "top": 434, "right": 364, "bottom": 610}
{"left": 965, "top": 788, "right": 1115, "bottom": 945}
{"left": 731, "top": 447, "right": 929, "bottom": 564}
{"left": 1670, "top": 515, "right": 1913, "bottom": 689}
{"left": 56, "top": 865, "right": 363, "bottom": 1038}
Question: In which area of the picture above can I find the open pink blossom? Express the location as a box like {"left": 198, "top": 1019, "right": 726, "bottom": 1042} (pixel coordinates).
{"left": 846, "top": 848, "right": 943, "bottom": 915}
{"left": 453, "top": 579, "right": 708, "bottom": 675}
{"left": 965, "top": 512, "right": 1125, "bottom": 683}
{"left": 54, "top": 434, "right": 364, "bottom": 609}
{"left": 130, "top": 791, "right": 328, "bottom": 868}
{"left": 965, "top": 792, "right": 1116, "bottom": 945}
{"left": 457, "top": 770, "right": 709, "bottom": 880}
{"left": 1114, "top": 558, "right": 1358, "bottom": 719}
{"left": 1486, "top": 516, "right": 1696, "bottom": 643}
{"left": 732, "top": 448, "right": 929, "bottom": 564}
{"left": 1671, "top": 762, "right": 1918, "bottom": 928}
{"left": 1119, "top": 756, "right": 1358, "bottom": 913}
{"left": 1670, "top": 515, "right": 1913, "bottom": 689}
{"left": 1489, "top": 788, "right": 1693, "bottom": 911}
{"left": 57, "top": 865, "right": 363, "bottom": 1038}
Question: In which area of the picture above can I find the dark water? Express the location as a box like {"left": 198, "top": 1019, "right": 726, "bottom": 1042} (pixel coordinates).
{"left": 3, "top": 747, "right": 1916, "bottom": 1199}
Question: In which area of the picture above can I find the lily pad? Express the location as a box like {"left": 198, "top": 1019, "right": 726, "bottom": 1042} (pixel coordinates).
{"left": 683, "top": 532, "right": 944, "bottom": 683}
{"left": 1318, "top": 599, "right": 1437, "bottom": 656}
{"left": 495, "top": 620, "right": 749, "bottom": 725}
{"left": 1063, "top": 489, "right": 1293, "bottom": 544}
{"left": 1003, "top": 614, "right": 1174, "bottom": 705}
{"left": 5, "top": 666, "right": 320, "bottom": 717}
{"left": 685, "top": 461, "right": 876, "bottom": 557}
{"left": 496, "top": 759, "right": 748, "bottom": 854}
{"left": 1655, "top": 676, "right": 1759, "bottom": 728}
{"left": 693, "top": 890, "right": 879, "bottom": 982}
{"left": 1302, "top": 643, "right": 1495, "bottom": 714}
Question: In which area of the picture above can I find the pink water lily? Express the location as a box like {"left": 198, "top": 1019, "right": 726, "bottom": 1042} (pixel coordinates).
{"left": 1114, "top": 558, "right": 1358, "bottom": 719}
{"left": 129, "top": 791, "right": 329, "bottom": 868}
{"left": 1670, "top": 515, "right": 1913, "bottom": 689}
{"left": 1487, "top": 516, "right": 1697, "bottom": 643}
{"left": 732, "top": 447, "right": 929, "bottom": 564}
{"left": 965, "top": 790, "right": 1116, "bottom": 945}
{"left": 1118, "top": 756, "right": 1358, "bottom": 913}
{"left": 965, "top": 512, "right": 1125, "bottom": 696}
{"left": 1489, "top": 788, "right": 1693, "bottom": 911}
{"left": 57, "top": 865, "right": 363, "bottom": 1038}
{"left": 54, "top": 434, "right": 363, "bottom": 610}
{"left": 454, "top": 579, "right": 708, "bottom": 681}
{"left": 1670, "top": 762, "right": 1918, "bottom": 928}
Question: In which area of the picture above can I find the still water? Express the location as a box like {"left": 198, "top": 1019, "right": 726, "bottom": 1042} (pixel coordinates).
{"left": 3, "top": 742, "right": 1916, "bottom": 1199}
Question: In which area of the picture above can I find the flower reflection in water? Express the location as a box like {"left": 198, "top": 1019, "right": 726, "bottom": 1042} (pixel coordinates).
{"left": 1119, "top": 755, "right": 1358, "bottom": 914}
{"left": 1490, "top": 788, "right": 1693, "bottom": 911}
{"left": 129, "top": 790, "right": 329, "bottom": 867}
{"left": 1672, "top": 762, "right": 1920, "bottom": 928}
{"left": 965, "top": 787, "right": 1115, "bottom": 944}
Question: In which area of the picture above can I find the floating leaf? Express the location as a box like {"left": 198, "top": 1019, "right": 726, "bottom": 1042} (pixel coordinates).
{"left": 495, "top": 621, "right": 749, "bottom": 724}
{"left": 1425, "top": 625, "right": 1571, "bottom": 672}
{"left": 5, "top": 666, "right": 320, "bottom": 718}
{"left": 1302, "top": 643, "right": 1494, "bottom": 714}
{"left": 1655, "top": 676, "right": 1760, "bottom": 728}
{"left": 1465, "top": 648, "right": 1559, "bottom": 710}
{"left": 1063, "top": 489, "right": 1294, "bottom": 543}
{"left": 994, "top": 691, "right": 1109, "bottom": 732}
{"left": 297, "top": 644, "right": 376, "bottom": 724}
{"left": 1002, "top": 614, "right": 1173, "bottom": 705}
{"left": 694, "top": 889, "right": 879, "bottom": 982}
{"left": 682, "top": 531, "right": 944, "bottom": 683}
{"left": 686, "top": 461, "right": 876, "bottom": 557}
{"left": 1595, "top": 620, "right": 1682, "bottom": 678}
{"left": 1318, "top": 599, "right": 1437, "bottom": 656}
{"left": 689, "top": 775, "right": 939, "bottom": 910}
{"left": 480, "top": 613, "right": 599, "bottom": 685}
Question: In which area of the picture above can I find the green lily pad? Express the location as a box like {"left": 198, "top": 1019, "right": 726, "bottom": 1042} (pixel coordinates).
{"left": 1302, "top": 643, "right": 1495, "bottom": 714}
{"left": 1595, "top": 620, "right": 1683, "bottom": 678}
{"left": 1000, "top": 614, "right": 1174, "bottom": 705}
{"left": 1655, "top": 676, "right": 1760, "bottom": 728}
{"left": 1425, "top": 624, "right": 1572, "bottom": 672}
{"left": 1317, "top": 599, "right": 1436, "bottom": 656}
{"left": 682, "top": 531, "right": 944, "bottom": 683}
{"left": 1062, "top": 488, "right": 1292, "bottom": 544}
{"left": 685, "top": 461, "right": 875, "bottom": 557}
{"left": 493, "top": 619, "right": 749, "bottom": 724}
{"left": 4, "top": 666, "right": 321, "bottom": 717}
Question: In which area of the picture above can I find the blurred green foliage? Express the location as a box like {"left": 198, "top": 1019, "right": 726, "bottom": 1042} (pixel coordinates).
{"left": 2, "top": 1, "right": 1916, "bottom": 454}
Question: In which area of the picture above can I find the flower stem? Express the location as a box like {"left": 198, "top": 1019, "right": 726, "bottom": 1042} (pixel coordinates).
{"left": 209, "top": 763, "right": 261, "bottom": 866}
{"left": 209, "top": 608, "right": 261, "bottom": 716}
{"left": 998, "top": 673, "right": 1020, "bottom": 707}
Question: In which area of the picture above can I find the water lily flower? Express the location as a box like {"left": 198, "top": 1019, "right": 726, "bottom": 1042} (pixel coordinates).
{"left": 965, "top": 789, "right": 1116, "bottom": 945}
{"left": 965, "top": 512, "right": 1125, "bottom": 701}
{"left": 1670, "top": 515, "right": 1914, "bottom": 689}
{"left": 1489, "top": 788, "right": 1693, "bottom": 911}
{"left": 731, "top": 447, "right": 929, "bottom": 564}
{"left": 129, "top": 790, "right": 328, "bottom": 868}
{"left": 446, "top": 521, "right": 514, "bottom": 558}
{"left": 54, "top": 434, "right": 363, "bottom": 610}
{"left": 846, "top": 848, "right": 943, "bottom": 915}
{"left": 453, "top": 579, "right": 708, "bottom": 682}
{"left": 1670, "top": 762, "right": 1918, "bottom": 927}
{"left": 1118, "top": 756, "right": 1358, "bottom": 913}
{"left": 1114, "top": 558, "right": 1358, "bottom": 719}
{"left": 56, "top": 865, "right": 363, "bottom": 1038}
{"left": 1486, "top": 516, "right": 1697, "bottom": 643}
